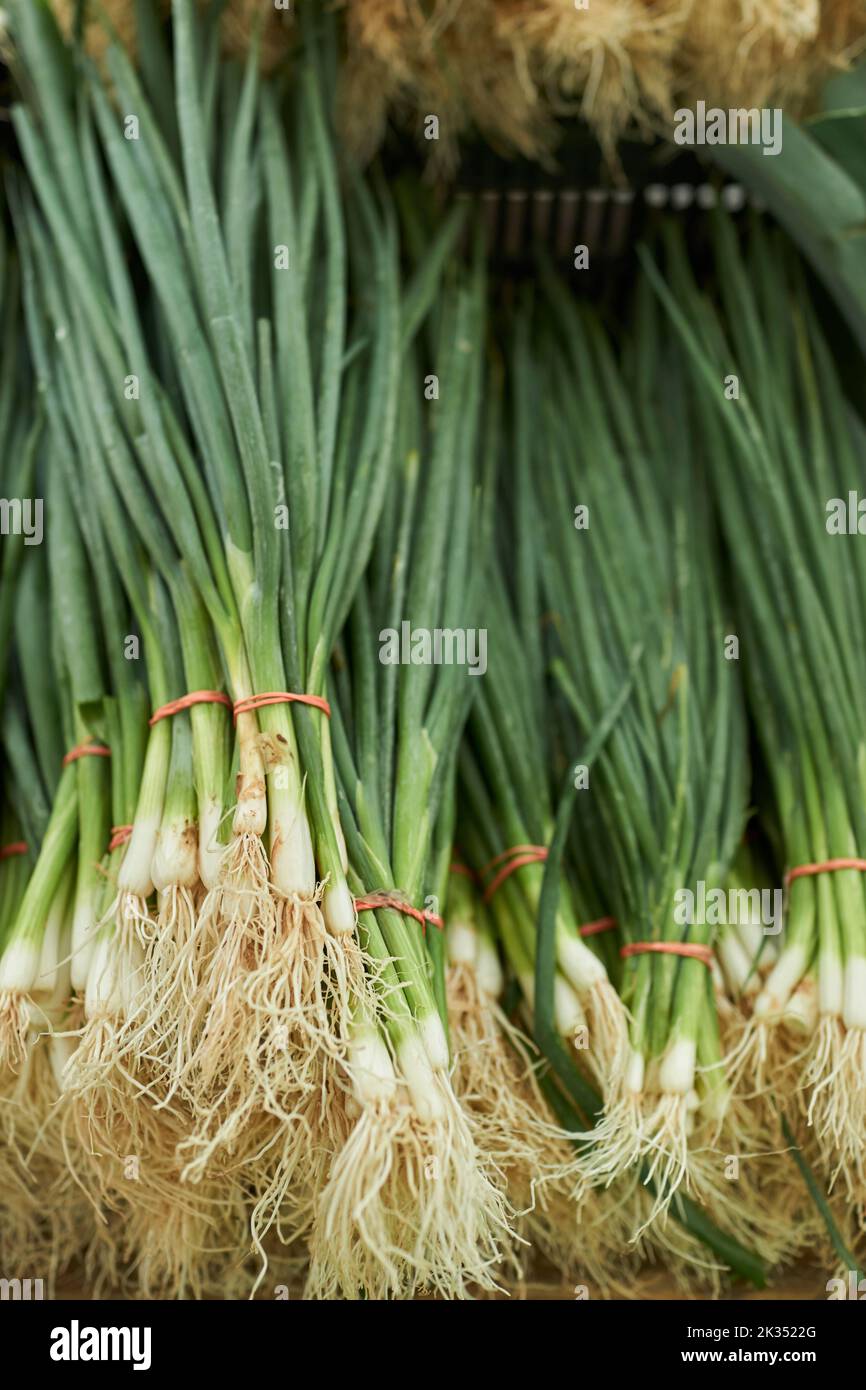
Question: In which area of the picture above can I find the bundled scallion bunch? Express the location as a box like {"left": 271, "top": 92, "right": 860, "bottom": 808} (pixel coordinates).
{"left": 645, "top": 210, "right": 866, "bottom": 1206}
{"left": 525, "top": 275, "right": 750, "bottom": 1227}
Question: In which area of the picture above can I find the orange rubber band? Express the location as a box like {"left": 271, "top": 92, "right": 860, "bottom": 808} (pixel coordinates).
{"left": 620, "top": 941, "right": 713, "bottom": 967}
{"left": 354, "top": 892, "right": 444, "bottom": 937}
{"left": 0, "top": 841, "right": 28, "bottom": 861}
{"left": 785, "top": 858, "right": 866, "bottom": 888}
{"left": 108, "top": 825, "right": 133, "bottom": 852}
{"left": 579, "top": 915, "right": 617, "bottom": 939}
{"left": 482, "top": 845, "right": 548, "bottom": 903}
{"left": 232, "top": 691, "right": 331, "bottom": 721}
{"left": 63, "top": 742, "right": 111, "bottom": 767}
{"left": 150, "top": 690, "right": 232, "bottom": 726}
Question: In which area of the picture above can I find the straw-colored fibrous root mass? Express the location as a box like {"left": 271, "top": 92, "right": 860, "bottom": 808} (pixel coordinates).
{"left": 447, "top": 962, "right": 580, "bottom": 1256}
{"left": 0, "top": 1035, "right": 93, "bottom": 1291}
{"left": 338, "top": 0, "right": 556, "bottom": 171}
{"left": 48, "top": 1, "right": 866, "bottom": 169}
{"left": 169, "top": 847, "right": 381, "bottom": 1185}
{"left": 338, "top": 0, "right": 866, "bottom": 167}
{"left": 446, "top": 958, "right": 660, "bottom": 1293}
{"left": 47, "top": 0, "right": 294, "bottom": 73}
{"left": 48, "top": 0, "right": 140, "bottom": 66}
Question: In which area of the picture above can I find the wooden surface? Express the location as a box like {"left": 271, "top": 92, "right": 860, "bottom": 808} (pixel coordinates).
{"left": 55, "top": 1262, "right": 825, "bottom": 1301}
{"left": 509, "top": 1264, "right": 825, "bottom": 1301}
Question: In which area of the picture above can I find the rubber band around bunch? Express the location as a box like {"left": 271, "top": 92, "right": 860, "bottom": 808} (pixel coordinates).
{"left": 482, "top": 844, "right": 548, "bottom": 902}
{"left": 62, "top": 741, "right": 111, "bottom": 767}
{"left": 481, "top": 844, "right": 618, "bottom": 939}
{"left": 108, "top": 825, "right": 134, "bottom": 852}
{"left": 784, "top": 857, "right": 866, "bottom": 888}
{"left": 620, "top": 941, "right": 714, "bottom": 968}
{"left": 354, "top": 891, "right": 444, "bottom": 936}
{"left": 232, "top": 691, "right": 331, "bottom": 721}
{"left": 149, "top": 690, "right": 232, "bottom": 726}
{"left": 0, "top": 841, "right": 28, "bottom": 861}
{"left": 449, "top": 860, "right": 477, "bottom": 882}
{"left": 579, "top": 915, "right": 617, "bottom": 939}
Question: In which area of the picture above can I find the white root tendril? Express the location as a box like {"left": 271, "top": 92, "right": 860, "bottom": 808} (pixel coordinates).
{"left": 582, "top": 977, "right": 630, "bottom": 1096}
{"left": 570, "top": 1089, "right": 645, "bottom": 1193}
{"left": 304, "top": 1073, "right": 512, "bottom": 1300}
{"left": 0, "top": 991, "right": 32, "bottom": 1070}
{"left": 116, "top": 885, "right": 201, "bottom": 1097}
{"left": 803, "top": 1017, "right": 866, "bottom": 1190}
{"left": 446, "top": 961, "right": 581, "bottom": 1274}
{"left": 632, "top": 1093, "right": 693, "bottom": 1236}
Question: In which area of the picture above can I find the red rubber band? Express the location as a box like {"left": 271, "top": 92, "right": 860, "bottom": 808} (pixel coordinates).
{"left": 149, "top": 690, "right": 232, "bottom": 726}
{"left": 481, "top": 844, "right": 548, "bottom": 875}
{"left": 0, "top": 841, "right": 28, "bottom": 861}
{"left": 63, "top": 742, "right": 111, "bottom": 767}
{"left": 108, "top": 825, "right": 133, "bottom": 852}
{"left": 354, "top": 893, "right": 444, "bottom": 937}
{"left": 232, "top": 691, "right": 331, "bottom": 721}
{"left": 449, "top": 861, "right": 477, "bottom": 881}
{"left": 482, "top": 846, "right": 548, "bottom": 903}
{"left": 620, "top": 941, "right": 713, "bottom": 967}
{"left": 785, "top": 858, "right": 866, "bottom": 888}
{"left": 579, "top": 915, "right": 617, "bottom": 939}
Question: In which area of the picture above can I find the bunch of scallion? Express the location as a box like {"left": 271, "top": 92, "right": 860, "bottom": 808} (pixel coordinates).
{"left": 308, "top": 245, "right": 515, "bottom": 1298}
{"left": 526, "top": 266, "right": 798, "bottom": 1264}
{"left": 644, "top": 209, "right": 866, "bottom": 1201}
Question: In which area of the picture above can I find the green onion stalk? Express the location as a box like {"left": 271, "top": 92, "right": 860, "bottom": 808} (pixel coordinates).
{"left": 645, "top": 210, "right": 866, "bottom": 1193}
{"left": 0, "top": 212, "right": 41, "bottom": 711}
{"left": 0, "top": 523, "right": 97, "bottom": 1287}
{"left": 23, "top": 371, "right": 246, "bottom": 1290}
{"left": 459, "top": 573, "right": 629, "bottom": 1094}
{"left": 58, "top": 542, "right": 249, "bottom": 1298}
{"left": 454, "top": 713, "right": 638, "bottom": 1281}
{"left": 448, "top": 297, "right": 629, "bottom": 1129}
{"left": 23, "top": 255, "right": 257, "bottom": 1293}
{"left": 709, "top": 60, "right": 866, "bottom": 357}
{"left": 6, "top": 0, "right": 265, "bottom": 939}
{"left": 15, "top": 208, "right": 191, "bottom": 1035}
{"left": 13, "top": 161, "right": 225, "bottom": 1231}
{"left": 0, "top": 465, "right": 77, "bottom": 1067}
{"left": 0, "top": 473, "right": 92, "bottom": 1282}
{"left": 529, "top": 270, "right": 762, "bottom": 1232}
{"left": 7, "top": 0, "right": 241, "bottom": 1034}
{"left": 301, "top": 263, "right": 512, "bottom": 1299}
